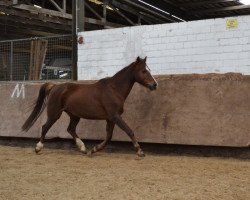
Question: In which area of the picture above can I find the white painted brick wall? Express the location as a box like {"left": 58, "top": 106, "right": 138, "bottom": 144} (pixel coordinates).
{"left": 78, "top": 15, "right": 250, "bottom": 80}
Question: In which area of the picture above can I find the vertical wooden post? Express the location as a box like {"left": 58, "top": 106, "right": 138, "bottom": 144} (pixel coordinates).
{"left": 103, "top": 0, "right": 108, "bottom": 27}
{"left": 29, "top": 40, "right": 48, "bottom": 80}
{"left": 78, "top": 0, "right": 85, "bottom": 32}
{"left": 63, "top": 0, "right": 66, "bottom": 13}
{"left": 10, "top": 41, "right": 13, "bottom": 81}
{"left": 72, "top": 0, "right": 78, "bottom": 80}
{"left": 72, "top": 0, "right": 85, "bottom": 80}
{"left": 138, "top": 15, "right": 141, "bottom": 25}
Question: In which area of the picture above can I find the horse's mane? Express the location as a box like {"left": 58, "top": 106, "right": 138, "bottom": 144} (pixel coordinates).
{"left": 98, "top": 61, "right": 136, "bottom": 85}
{"left": 98, "top": 77, "right": 110, "bottom": 85}
{"left": 112, "top": 61, "right": 136, "bottom": 78}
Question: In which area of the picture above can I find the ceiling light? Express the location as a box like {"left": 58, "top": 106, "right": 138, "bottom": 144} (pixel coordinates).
{"left": 240, "top": 0, "right": 250, "bottom": 5}
{"left": 88, "top": 0, "right": 102, "bottom": 5}
{"left": 137, "top": 0, "right": 185, "bottom": 21}
{"left": 34, "top": 4, "right": 42, "bottom": 9}
{"left": 138, "top": 0, "right": 170, "bottom": 15}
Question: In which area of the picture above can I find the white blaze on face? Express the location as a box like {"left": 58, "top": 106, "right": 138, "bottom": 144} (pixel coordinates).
{"left": 75, "top": 138, "right": 86, "bottom": 152}
{"left": 147, "top": 69, "right": 158, "bottom": 87}
{"left": 151, "top": 73, "right": 158, "bottom": 86}
{"left": 146, "top": 64, "right": 158, "bottom": 87}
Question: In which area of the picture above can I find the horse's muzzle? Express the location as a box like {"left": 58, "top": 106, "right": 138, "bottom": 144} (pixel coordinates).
{"left": 148, "top": 83, "right": 157, "bottom": 91}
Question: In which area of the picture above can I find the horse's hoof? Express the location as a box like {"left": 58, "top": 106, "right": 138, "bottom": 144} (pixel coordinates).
{"left": 87, "top": 150, "right": 93, "bottom": 157}
{"left": 35, "top": 142, "right": 43, "bottom": 154}
{"left": 80, "top": 149, "right": 87, "bottom": 154}
{"left": 35, "top": 148, "right": 41, "bottom": 154}
{"left": 137, "top": 150, "right": 145, "bottom": 157}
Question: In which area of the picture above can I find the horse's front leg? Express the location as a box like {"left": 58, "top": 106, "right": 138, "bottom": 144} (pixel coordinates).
{"left": 113, "top": 115, "right": 145, "bottom": 157}
{"left": 89, "top": 120, "right": 115, "bottom": 155}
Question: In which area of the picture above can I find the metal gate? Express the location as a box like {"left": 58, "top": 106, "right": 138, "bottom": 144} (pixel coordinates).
{"left": 0, "top": 35, "right": 72, "bottom": 81}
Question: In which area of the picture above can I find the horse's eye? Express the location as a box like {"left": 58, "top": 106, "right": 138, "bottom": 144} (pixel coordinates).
{"left": 142, "top": 70, "right": 147, "bottom": 74}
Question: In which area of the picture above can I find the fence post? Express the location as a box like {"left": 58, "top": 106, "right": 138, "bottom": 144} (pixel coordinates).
{"left": 72, "top": 0, "right": 78, "bottom": 81}
{"left": 10, "top": 41, "right": 13, "bottom": 81}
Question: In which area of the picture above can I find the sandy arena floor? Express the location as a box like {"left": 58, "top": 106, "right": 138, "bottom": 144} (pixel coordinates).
{"left": 0, "top": 144, "right": 249, "bottom": 200}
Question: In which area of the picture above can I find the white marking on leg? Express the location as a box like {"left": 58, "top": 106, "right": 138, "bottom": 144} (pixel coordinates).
{"left": 35, "top": 141, "right": 44, "bottom": 152}
{"left": 75, "top": 138, "right": 86, "bottom": 152}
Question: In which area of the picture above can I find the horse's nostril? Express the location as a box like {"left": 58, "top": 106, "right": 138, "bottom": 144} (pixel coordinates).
{"left": 149, "top": 83, "right": 157, "bottom": 91}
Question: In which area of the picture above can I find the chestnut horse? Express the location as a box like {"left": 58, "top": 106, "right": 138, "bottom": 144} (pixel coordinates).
{"left": 22, "top": 56, "right": 158, "bottom": 157}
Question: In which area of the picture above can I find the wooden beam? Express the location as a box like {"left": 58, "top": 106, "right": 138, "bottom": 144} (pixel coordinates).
{"left": 0, "top": 32, "right": 30, "bottom": 39}
{"left": 13, "top": 4, "right": 72, "bottom": 19}
{"left": 0, "top": 15, "right": 71, "bottom": 31}
{"left": 0, "top": 0, "right": 14, "bottom": 6}
{"left": 84, "top": 17, "right": 124, "bottom": 27}
{"left": 0, "top": 6, "right": 71, "bottom": 25}
{"left": 63, "top": 0, "right": 66, "bottom": 12}
{"left": 51, "top": 45, "right": 72, "bottom": 51}
{"left": 111, "top": 0, "right": 164, "bottom": 24}
{"left": 0, "top": 25, "right": 60, "bottom": 36}
{"left": 192, "top": 4, "right": 250, "bottom": 14}
{"left": 179, "top": 0, "right": 238, "bottom": 7}
{"left": 24, "top": 0, "right": 33, "bottom": 6}
{"left": 85, "top": 1, "right": 102, "bottom": 19}
{"left": 0, "top": 7, "right": 121, "bottom": 31}
{"left": 72, "top": 0, "right": 77, "bottom": 80}
{"left": 109, "top": 4, "right": 135, "bottom": 25}
{"left": 140, "top": 16, "right": 153, "bottom": 25}
{"left": 139, "top": 11, "right": 166, "bottom": 23}
{"left": 138, "top": 15, "right": 141, "bottom": 25}
{"left": 119, "top": 0, "right": 176, "bottom": 22}
{"left": 78, "top": 0, "right": 85, "bottom": 32}
{"left": 146, "top": 0, "right": 191, "bottom": 21}
{"left": 103, "top": 0, "right": 107, "bottom": 25}
{"left": 12, "top": 48, "right": 30, "bottom": 53}
{"left": 48, "top": 0, "right": 63, "bottom": 12}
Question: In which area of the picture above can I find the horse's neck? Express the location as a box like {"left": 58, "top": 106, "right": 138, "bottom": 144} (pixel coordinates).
{"left": 111, "top": 65, "right": 135, "bottom": 99}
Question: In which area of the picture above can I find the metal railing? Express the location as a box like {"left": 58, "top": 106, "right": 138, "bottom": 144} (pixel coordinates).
{"left": 0, "top": 35, "right": 72, "bottom": 81}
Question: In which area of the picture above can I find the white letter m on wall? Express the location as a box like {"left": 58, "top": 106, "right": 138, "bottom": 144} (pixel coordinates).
{"left": 11, "top": 83, "right": 25, "bottom": 99}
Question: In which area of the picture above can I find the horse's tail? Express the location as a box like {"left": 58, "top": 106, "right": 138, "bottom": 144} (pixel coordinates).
{"left": 22, "top": 82, "right": 55, "bottom": 132}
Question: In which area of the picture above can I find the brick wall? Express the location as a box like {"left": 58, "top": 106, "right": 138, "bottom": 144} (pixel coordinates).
{"left": 78, "top": 15, "right": 250, "bottom": 80}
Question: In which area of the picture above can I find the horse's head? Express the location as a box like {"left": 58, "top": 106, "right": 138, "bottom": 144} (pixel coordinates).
{"left": 133, "top": 56, "right": 158, "bottom": 91}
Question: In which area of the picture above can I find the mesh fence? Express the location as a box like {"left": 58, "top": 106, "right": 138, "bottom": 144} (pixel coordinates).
{"left": 0, "top": 35, "right": 72, "bottom": 81}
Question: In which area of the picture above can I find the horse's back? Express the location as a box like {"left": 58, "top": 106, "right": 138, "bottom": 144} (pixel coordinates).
{"left": 47, "top": 81, "right": 107, "bottom": 119}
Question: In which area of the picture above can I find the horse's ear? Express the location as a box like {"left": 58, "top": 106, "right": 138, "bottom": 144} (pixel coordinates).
{"left": 136, "top": 56, "right": 140, "bottom": 62}
{"left": 143, "top": 56, "right": 147, "bottom": 62}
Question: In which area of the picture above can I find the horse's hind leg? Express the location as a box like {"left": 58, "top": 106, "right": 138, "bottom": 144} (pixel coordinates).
{"left": 67, "top": 115, "right": 87, "bottom": 153}
{"left": 35, "top": 117, "right": 59, "bottom": 153}
{"left": 89, "top": 120, "right": 115, "bottom": 154}
{"left": 35, "top": 108, "right": 62, "bottom": 153}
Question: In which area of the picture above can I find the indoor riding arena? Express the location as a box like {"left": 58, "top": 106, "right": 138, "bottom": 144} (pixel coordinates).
{"left": 0, "top": 1, "right": 250, "bottom": 200}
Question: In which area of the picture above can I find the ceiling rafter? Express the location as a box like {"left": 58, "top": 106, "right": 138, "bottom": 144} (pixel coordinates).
{"left": 13, "top": 4, "right": 72, "bottom": 19}
{"left": 179, "top": 0, "right": 238, "bottom": 7}
{"left": 110, "top": 0, "right": 165, "bottom": 24}
{"left": 0, "top": 0, "right": 250, "bottom": 40}
{"left": 85, "top": 1, "right": 103, "bottom": 19}
{"left": 48, "top": 0, "right": 64, "bottom": 12}
{"left": 119, "top": 0, "right": 178, "bottom": 22}
{"left": 0, "top": 5, "right": 71, "bottom": 25}
{"left": 108, "top": 3, "right": 135, "bottom": 25}
{"left": 192, "top": 4, "right": 250, "bottom": 14}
